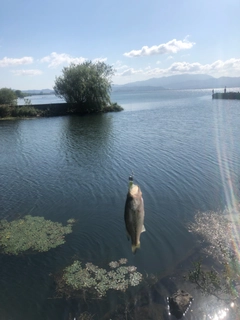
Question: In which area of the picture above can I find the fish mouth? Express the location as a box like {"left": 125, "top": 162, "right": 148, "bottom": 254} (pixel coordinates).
{"left": 129, "top": 185, "right": 139, "bottom": 196}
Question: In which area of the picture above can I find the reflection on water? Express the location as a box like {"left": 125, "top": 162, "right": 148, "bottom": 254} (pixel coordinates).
{"left": 209, "top": 308, "right": 228, "bottom": 319}
{"left": 1, "top": 90, "right": 240, "bottom": 319}
{"left": 61, "top": 114, "right": 113, "bottom": 165}
{"left": 199, "top": 301, "right": 234, "bottom": 320}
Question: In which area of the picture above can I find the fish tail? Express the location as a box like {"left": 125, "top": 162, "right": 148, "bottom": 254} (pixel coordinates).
{"left": 131, "top": 243, "right": 140, "bottom": 254}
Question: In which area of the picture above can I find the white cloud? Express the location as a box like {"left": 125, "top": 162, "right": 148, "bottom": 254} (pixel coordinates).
{"left": 0, "top": 56, "right": 33, "bottom": 67}
{"left": 116, "top": 64, "right": 129, "bottom": 70}
{"left": 156, "top": 61, "right": 161, "bottom": 65}
{"left": 166, "top": 58, "right": 240, "bottom": 75}
{"left": 167, "top": 56, "right": 174, "bottom": 60}
{"left": 11, "top": 69, "right": 43, "bottom": 76}
{"left": 115, "top": 58, "right": 240, "bottom": 79}
{"left": 114, "top": 60, "right": 122, "bottom": 66}
{"left": 113, "top": 60, "right": 129, "bottom": 70}
{"left": 167, "top": 61, "right": 203, "bottom": 73}
{"left": 92, "top": 57, "right": 107, "bottom": 63}
{"left": 118, "top": 68, "right": 143, "bottom": 76}
{"left": 124, "top": 38, "right": 195, "bottom": 58}
{"left": 40, "top": 52, "right": 86, "bottom": 68}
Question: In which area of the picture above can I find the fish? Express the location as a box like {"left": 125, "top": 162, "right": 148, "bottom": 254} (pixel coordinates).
{"left": 124, "top": 181, "right": 146, "bottom": 253}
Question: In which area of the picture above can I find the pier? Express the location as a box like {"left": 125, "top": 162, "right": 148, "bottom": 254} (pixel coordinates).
{"left": 212, "top": 87, "right": 240, "bottom": 100}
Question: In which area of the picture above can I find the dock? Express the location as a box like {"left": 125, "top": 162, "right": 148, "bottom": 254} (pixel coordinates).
{"left": 212, "top": 87, "right": 240, "bottom": 100}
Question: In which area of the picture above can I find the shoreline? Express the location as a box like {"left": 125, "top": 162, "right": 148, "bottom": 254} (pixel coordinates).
{"left": 0, "top": 102, "right": 123, "bottom": 120}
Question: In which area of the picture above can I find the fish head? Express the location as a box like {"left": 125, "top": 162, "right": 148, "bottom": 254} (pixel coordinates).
{"left": 129, "top": 184, "right": 142, "bottom": 199}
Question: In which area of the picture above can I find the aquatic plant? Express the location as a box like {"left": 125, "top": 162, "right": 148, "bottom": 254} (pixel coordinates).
{"left": 57, "top": 258, "right": 143, "bottom": 299}
{"left": 0, "top": 215, "right": 75, "bottom": 255}
{"left": 188, "top": 210, "right": 237, "bottom": 264}
{"left": 77, "top": 312, "right": 94, "bottom": 320}
{"left": 186, "top": 260, "right": 238, "bottom": 301}
{"left": 187, "top": 210, "right": 240, "bottom": 301}
{"left": 68, "top": 311, "right": 94, "bottom": 320}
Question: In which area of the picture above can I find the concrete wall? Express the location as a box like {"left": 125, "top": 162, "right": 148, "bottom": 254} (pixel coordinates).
{"left": 212, "top": 92, "right": 240, "bottom": 100}
{"left": 18, "top": 102, "right": 72, "bottom": 110}
{"left": 18, "top": 103, "right": 73, "bottom": 116}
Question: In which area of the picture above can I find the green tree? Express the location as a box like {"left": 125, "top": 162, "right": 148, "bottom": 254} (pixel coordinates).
{"left": 54, "top": 61, "right": 114, "bottom": 113}
{"left": 0, "top": 88, "right": 17, "bottom": 105}
{"left": 15, "top": 90, "right": 27, "bottom": 99}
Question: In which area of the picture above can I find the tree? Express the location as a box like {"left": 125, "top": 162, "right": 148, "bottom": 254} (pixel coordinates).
{"left": 0, "top": 88, "right": 17, "bottom": 105}
{"left": 54, "top": 61, "right": 114, "bottom": 113}
{"left": 15, "top": 90, "right": 27, "bottom": 99}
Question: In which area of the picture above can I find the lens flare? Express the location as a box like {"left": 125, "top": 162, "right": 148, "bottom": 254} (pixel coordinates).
{"left": 213, "top": 101, "right": 240, "bottom": 314}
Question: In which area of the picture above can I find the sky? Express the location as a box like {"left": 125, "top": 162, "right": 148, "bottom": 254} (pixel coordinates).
{"left": 0, "top": 0, "right": 240, "bottom": 90}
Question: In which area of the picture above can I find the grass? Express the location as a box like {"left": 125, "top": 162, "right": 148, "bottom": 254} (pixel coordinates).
{"left": 0, "top": 104, "right": 42, "bottom": 118}
{"left": 0, "top": 103, "right": 123, "bottom": 119}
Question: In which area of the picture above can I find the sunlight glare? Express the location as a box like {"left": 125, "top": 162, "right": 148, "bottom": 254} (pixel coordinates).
{"left": 209, "top": 308, "right": 229, "bottom": 320}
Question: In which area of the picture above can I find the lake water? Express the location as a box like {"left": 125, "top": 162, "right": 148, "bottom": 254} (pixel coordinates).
{"left": 2, "top": 89, "right": 240, "bottom": 319}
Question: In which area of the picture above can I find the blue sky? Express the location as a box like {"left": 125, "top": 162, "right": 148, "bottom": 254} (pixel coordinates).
{"left": 0, "top": 0, "right": 240, "bottom": 90}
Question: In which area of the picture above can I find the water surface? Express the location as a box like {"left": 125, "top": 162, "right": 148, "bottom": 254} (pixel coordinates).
{"left": 2, "top": 89, "right": 240, "bottom": 319}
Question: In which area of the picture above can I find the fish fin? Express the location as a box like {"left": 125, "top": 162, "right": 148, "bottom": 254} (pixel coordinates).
{"left": 141, "top": 225, "right": 146, "bottom": 233}
{"left": 131, "top": 243, "right": 140, "bottom": 254}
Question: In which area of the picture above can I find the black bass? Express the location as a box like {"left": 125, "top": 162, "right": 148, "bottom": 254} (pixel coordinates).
{"left": 124, "top": 180, "right": 146, "bottom": 253}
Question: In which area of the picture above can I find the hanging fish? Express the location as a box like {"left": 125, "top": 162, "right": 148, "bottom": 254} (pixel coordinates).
{"left": 124, "top": 174, "right": 146, "bottom": 253}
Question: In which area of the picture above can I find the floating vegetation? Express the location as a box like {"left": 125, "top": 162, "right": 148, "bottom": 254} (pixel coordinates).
{"left": 77, "top": 312, "right": 94, "bottom": 320}
{"left": 108, "top": 258, "right": 128, "bottom": 269}
{"left": 68, "top": 311, "right": 94, "bottom": 320}
{"left": 188, "top": 210, "right": 236, "bottom": 264}
{"left": 187, "top": 210, "right": 240, "bottom": 301}
{"left": 0, "top": 215, "right": 75, "bottom": 255}
{"left": 118, "top": 258, "right": 127, "bottom": 265}
{"left": 57, "top": 258, "right": 143, "bottom": 299}
{"left": 186, "top": 260, "right": 237, "bottom": 301}
{"left": 109, "top": 261, "right": 119, "bottom": 268}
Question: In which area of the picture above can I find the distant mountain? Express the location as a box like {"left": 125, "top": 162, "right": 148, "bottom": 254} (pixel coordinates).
{"left": 21, "top": 75, "right": 240, "bottom": 95}
{"left": 200, "top": 77, "right": 240, "bottom": 89}
{"left": 112, "top": 85, "right": 166, "bottom": 92}
{"left": 114, "top": 74, "right": 240, "bottom": 90}
{"left": 120, "top": 74, "right": 213, "bottom": 88}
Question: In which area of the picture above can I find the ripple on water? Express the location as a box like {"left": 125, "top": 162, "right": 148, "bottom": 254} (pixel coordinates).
{"left": 1, "top": 94, "right": 240, "bottom": 319}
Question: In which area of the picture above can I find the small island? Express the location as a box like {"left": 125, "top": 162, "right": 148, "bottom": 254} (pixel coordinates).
{"left": 212, "top": 87, "right": 240, "bottom": 100}
{"left": 0, "top": 61, "right": 123, "bottom": 119}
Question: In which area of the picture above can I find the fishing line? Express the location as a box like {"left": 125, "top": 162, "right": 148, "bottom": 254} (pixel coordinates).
{"left": 128, "top": 66, "right": 136, "bottom": 182}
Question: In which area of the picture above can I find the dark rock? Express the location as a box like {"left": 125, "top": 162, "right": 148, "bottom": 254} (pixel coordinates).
{"left": 168, "top": 289, "right": 193, "bottom": 319}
